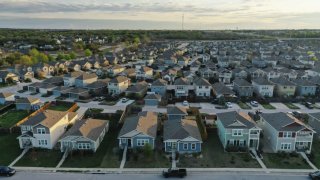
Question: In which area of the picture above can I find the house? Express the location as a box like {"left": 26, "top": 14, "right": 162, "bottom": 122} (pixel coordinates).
{"left": 163, "top": 119, "right": 202, "bottom": 153}
{"left": 218, "top": 68, "right": 232, "bottom": 84}
{"left": 194, "top": 77, "right": 212, "bottom": 97}
{"left": 52, "top": 86, "right": 73, "bottom": 97}
{"left": 32, "top": 63, "right": 55, "bottom": 77}
{"left": 63, "top": 71, "right": 84, "bottom": 87}
{"left": 0, "top": 92, "right": 15, "bottom": 104}
{"left": 212, "top": 82, "right": 236, "bottom": 98}
{"left": 259, "top": 112, "right": 315, "bottom": 154}
{"left": 270, "top": 77, "right": 296, "bottom": 97}
{"left": 118, "top": 111, "right": 158, "bottom": 149}
{"left": 59, "top": 118, "right": 109, "bottom": 152}
{"left": 108, "top": 76, "right": 130, "bottom": 95}
{"left": 252, "top": 77, "right": 275, "bottom": 97}
{"left": 144, "top": 93, "right": 161, "bottom": 106}
{"left": 0, "top": 70, "right": 19, "bottom": 83}
{"left": 308, "top": 113, "right": 320, "bottom": 137}
{"left": 247, "top": 68, "right": 266, "bottom": 79}
{"left": 233, "top": 78, "right": 254, "bottom": 97}
{"left": 75, "top": 73, "right": 98, "bottom": 88}
{"left": 291, "top": 79, "right": 317, "bottom": 96}
{"left": 232, "top": 68, "right": 248, "bottom": 79}
{"left": 174, "top": 78, "right": 190, "bottom": 98}
{"left": 125, "top": 81, "right": 148, "bottom": 98}
{"left": 167, "top": 106, "right": 188, "bottom": 121}
{"left": 136, "top": 66, "right": 153, "bottom": 80}
{"left": 15, "top": 97, "right": 42, "bottom": 110}
{"left": 108, "top": 65, "right": 125, "bottom": 77}
{"left": 151, "top": 79, "right": 168, "bottom": 96}
{"left": 17, "top": 110, "right": 78, "bottom": 149}
{"left": 216, "top": 111, "right": 261, "bottom": 150}
{"left": 42, "top": 77, "right": 64, "bottom": 86}
{"left": 85, "top": 80, "right": 109, "bottom": 94}
{"left": 64, "top": 87, "right": 90, "bottom": 100}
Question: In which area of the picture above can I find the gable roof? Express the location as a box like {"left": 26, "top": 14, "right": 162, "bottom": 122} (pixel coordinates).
{"left": 75, "top": 73, "right": 98, "bottom": 80}
{"left": 60, "top": 118, "right": 108, "bottom": 141}
{"left": 217, "top": 111, "right": 257, "bottom": 129}
{"left": 212, "top": 82, "right": 235, "bottom": 95}
{"left": 118, "top": 111, "right": 158, "bottom": 138}
{"left": 252, "top": 77, "right": 274, "bottom": 85}
{"left": 163, "top": 119, "right": 202, "bottom": 141}
{"left": 193, "top": 77, "right": 211, "bottom": 86}
{"left": 174, "top": 78, "right": 189, "bottom": 85}
{"left": 21, "top": 110, "right": 69, "bottom": 128}
{"left": 152, "top": 79, "right": 167, "bottom": 86}
{"left": 110, "top": 76, "right": 129, "bottom": 83}
{"left": 167, "top": 106, "right": 188, "bottom": 115}
{"left": 233, "top": 78, "right": 252, "bottom": 87}
{"left": 0, "top": 92, "right": 14, "bottom": 98}
{"left": 144, "top": 93, "right": 161, "bottom": 100}
{"left": 270, "top": 77, "right": 296, "bottom": 86}
{"left": 16, "top": 97, "right": 39, "bottom": 104}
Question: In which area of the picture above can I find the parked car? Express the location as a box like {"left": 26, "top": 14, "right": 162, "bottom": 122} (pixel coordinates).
{"left": 182, "top": 100, "right": 189, "bottom": 106}
{"left": 309, "top": 171, "right": 320, "bottom": 180}
{"left": 250, "top": 101, "right": 259, "bottom": 107}
{"left": 162, "top": 168, "right": 187, "bottom": 178}
{"left": 93, "top": 97, "right": 99, "bottom": 101}
{"left": 304, "top": 102, "right": 314, "bottom": 109}
{"left": 121, "top": 98, "right": 129, "bottom": 103}
{"left": 0, "top": 166, "right": 16, "bottom": 176}
{"left": 226, "top": 102, "right": 233, "bottom": 108}
{"left": 98, "top": 96, "right": 105, "bottom": 101}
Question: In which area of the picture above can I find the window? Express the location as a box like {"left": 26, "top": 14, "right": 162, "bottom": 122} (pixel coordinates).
{"left": 280, "top": 143, "right": 291, "bottom": 150}
{"left": 167, "top": 142, "right": 171, "bottom": 147}
{"left": 232, "top": 129, "right": 243, "bottom": 136}
{"left": 199, "top": 86, "right": 202, "bottom": 89}
{"left": 283, "top": 132, "right": 292, "bottom": 138}
{"left": 37, "top": 128, "right": 46, "bottom": 134}
{"left": 137, "top": 139, "right": 149, "bottom": 146}
{"left": 191, "top": 143, "right": 196, "bottom": 150}
{"left": 183, "top": 143, "right": 188, "bottom": 150}
{"left": 38, "top": 139, "right": 48, "bottom": 146}
{"left": 78, "top": 143, "right": 91, "bottom": 149}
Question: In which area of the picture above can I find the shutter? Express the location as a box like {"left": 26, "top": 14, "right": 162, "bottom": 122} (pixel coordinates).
{"left": 279, "top": 132, "right": 283, "bottom": 137}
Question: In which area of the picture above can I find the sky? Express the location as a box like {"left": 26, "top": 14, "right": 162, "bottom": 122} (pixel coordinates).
{"left": 0, "top": 0, "right": 320, "bottom": 30}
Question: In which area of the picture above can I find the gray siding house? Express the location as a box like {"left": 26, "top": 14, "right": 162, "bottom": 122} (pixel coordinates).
{"left": 233, "top": 78, "right": 253, "bottom": 97}
{"left": 167, "top": 106, "right": 188, "bottom": 121}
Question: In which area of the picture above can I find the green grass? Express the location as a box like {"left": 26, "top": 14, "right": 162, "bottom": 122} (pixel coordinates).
{"left": 47, "top": 104, "right": 73, "bottom": 111}
{"left": 62, "top": 123, "right": 120, "bottom": 168}
{"left": 284, "top": 103, "right": 300, "bottom": 110}
{"left": 177, "top": 130, "right": 260, "bottom": 168}
{"left": 0, "top": 110, "right": 30, "bottom": 128}
{"left": 261, "top": 103, "right": 276, "bottom": 109}
{"left": 0, "top": 134, "right": 22, "bottom": 166}
{"left": 262, "top": 153, "right": 310, "bottom": 169}
{"left": 310, "top": 139, "right": 320, "bottom": 168}
{"left": 238, "top": 102, "right": 252, "bottom": 109}
{"left": 15, "top": 149, "right": 62, "bottom": 167}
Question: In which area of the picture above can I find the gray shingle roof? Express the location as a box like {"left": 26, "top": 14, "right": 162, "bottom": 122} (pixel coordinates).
{"left": 167, "top": 106, "right": 188, "bottom": 115}
{"left": 16, "top": 97, "right": 39, "bottom": 104}
{"left": 144, "top": 94, "right": 161, "bottom": 100}
{"left": 292, "top": 79, "right": 316, "bottom": 87}
{"left": 22, "top": 110, "right": 68, "bottom": 128}
{"left": 252, "top": 77, "right": 273, "bottom": 85}
{"left": 193, "top": 77, "right": 211, "bottom": 86}
{"left": 110, "top": 76, "right": 129, "bottom": 83}
{"left": 152, "top": 79, "right": 167, "bottom": 86}
{"left": 174, "top": 78, "right": 189, "bottom": 85}
{"left": 212, "top": 82, "right": 235, "bottom": 95}
{"left": 233, "top": 78, "right": 252, "bottom": 87}
{"left": 270, "top": 77, "right": 296, "bottom": 86}
{"left": 163, "top": 119, "right": 202, "bottom": 141}
{"left": 217, "top": 111, "right": 257, "bottom": 129}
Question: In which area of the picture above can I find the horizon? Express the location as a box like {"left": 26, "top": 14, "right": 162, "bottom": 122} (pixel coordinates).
{"left": 0, "top": 0, "right": 320, "bottom": 30}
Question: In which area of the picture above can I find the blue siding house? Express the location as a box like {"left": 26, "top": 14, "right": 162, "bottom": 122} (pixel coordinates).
{"left": 163, "top": 119, "right": 202, "bottom": 153}
{"left": 151, "top": 79, "right": 167, "bottom": 96}
{"left": 167, "top": 106, "right": 188, "bottom": 121}
{"left": 144, "top": 94, "right": 161, "bottom": 106}
{"left": 118, "top": 111, "right": 158, "bottom": 149}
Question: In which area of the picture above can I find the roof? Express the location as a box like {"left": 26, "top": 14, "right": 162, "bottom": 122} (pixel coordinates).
{"left": 292, "top": 79, "right": 316, "bottom": 87}
{"left": 118, "top": 111, "right": 158, "bottom": 138}
{"left": 64, "top": 71, "right": 83, "bottom": 78}
{"left": 217, "top": 111, "right": 257, "bottom": 129}
{"left": 110, "top": 76, "right": 129, "bottom": 83}
{"left": 16, "top": 97, "right": 39, "bottom": 104}
{"left": 193, "top": 77, "right": 211, "bottom": 86}
{"left": 309, "top": 112, "right": 320, "bottom": 120}
{"left": 167, "top": 106, "right": 188, "bottom": 115}
{"left": 0, "top": 92, "right": 14, "bottom": 98}
{"left": 212, "top": 82, "right": 235, "bottom": 95}
{"left": 252, "top": 77, "right": 274, "bottom": 85}
{"left": 0, "top": 70, "right": 9, "bottom": 78}
{"left": 42, "top": 77, "right": 63, "bottom": 84}
{"left": 144, "top": 93, "right": 161, "bottom": 100}
{"left": 163, "top": 119, "right": 202, "bottom": 141}
{"left": 174, "top": 78, "right": 189, "bottom": 85}
{"left": 86, "top": 81, "right": 108, "bottom": 89}
{"left": 233, "top": 78, "right": 252, "bottom": 87}
{"left": 261, "top": 112, "right": 312, "bottom": 132}
{"left": 152, "top": 79, "right": 167, "bottom": 86}
{"left": 126, "top": 81, "right": 148, "bottom": 93}
{"left": 60, "top": 118, "right": 108, "bottom": 141}
{"left": 270, "top": 77, "right": 296, "bottom": 86}
{"left": 75, "top": 73, "right": 97, "bottom": 80}
{"left": 21, "top": 110, "right": 69, "bottom": 128}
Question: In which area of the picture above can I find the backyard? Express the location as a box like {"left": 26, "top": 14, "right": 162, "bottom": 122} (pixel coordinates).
{"left": 0, "top": 110, "right": 31, "bottom": 128}
{"left": 0, "top": 134, "right": 22, "bottom": 166}
{"left": 262, "top": 153, "right": 310, "bottom": 169}
{"left": 177, "top": 130, "right": 260, "bottom": 168}
{"left": 15, "top": 149, "right": 62, "bottom": 167}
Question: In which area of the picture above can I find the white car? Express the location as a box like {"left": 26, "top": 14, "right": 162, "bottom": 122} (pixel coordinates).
{"left": 226, "top": 102, "right": 233, "bottom": 108}
{"left": 182, "top": 100, "right": 189, "bottom": 106}
{"left": 121, "top": 98, "right": 129, "bottom": 103}
{"left": 250, "top": 101, "right": 259, "bottom": 107}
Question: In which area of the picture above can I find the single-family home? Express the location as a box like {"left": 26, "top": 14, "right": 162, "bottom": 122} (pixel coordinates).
{"left": 174, "top": 78, "right": 190, "bottom": 98}
{"left": 270, "top": 77, "right": 296, "bottom": 97}
{"left": 17, "top": 110, "right": 78, "bottom": 149}
{"left": 218, "top": 68, "right": 232, "bottom": 84}
{"left": 136, "top": 66, "right": 153, "bottom": 80}
{"left": 291, "top": 79, "right": 317, "bottom": 96}
{"left": 75, "top": 73, "right": 98, "bottom": 88}
{"left": 59, "top": 118, "right": 109, "bottom": 152}
{"left": 0, "top": 70, "right": 19, "bottom": 83}
{"left": 125, "top": 81, "right": 148, "bottom": 98}
{"left": 144, "top": 93, "right": 161, "bottom": 106}
{"left": 167, "top": 106, "right": 188, "bottom": 121}
{"left": 108, "top": 65, "right": 125, "bottom": 77}
{"left": 216, "top": 111, "right": 261, "bottom": 150}
{"left": 252, "top": 77, "right": 275, "bottom": 97}
{"left": 15, "top": 97, "right": 42, "bottom": 110}
{"left": 63, "top": 71, "right": 84, "bottom": 87}
{"left": 0, "top": 92, "right": 15, "bottom": 105}
{"left": 233, "top": 78, "right": 254, "bottom": 97}
{"left": 118, "top": 111, "right": 158, "bottom": 149}
{"left": 151, "top": 79, "right": 167, "bottom": 96}
{"left": 308, "top": 113, "right": 320, "bottom": 137}
{"left": 194, "top": 77, "right": 212, "bottom": 98}
{"left": 259, "top": 112, "right": 315, "bottom": 154}
{"left": 108, "top": 76, "right": 130, "bottom": 95}
{"left": 163, "top": 119, "right": 202, "bottom": 153}
{"left": 212, "top": 82, "right": 236, "bottom": 98}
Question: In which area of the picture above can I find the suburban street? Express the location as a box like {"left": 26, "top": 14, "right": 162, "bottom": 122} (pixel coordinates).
{"left": 8, "top": 171, "right": 312, "bottom": 180}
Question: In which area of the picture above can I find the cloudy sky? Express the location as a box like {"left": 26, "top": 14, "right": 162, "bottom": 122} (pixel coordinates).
{"left": 0, "top": 0, "right": 320, "bottom": 29}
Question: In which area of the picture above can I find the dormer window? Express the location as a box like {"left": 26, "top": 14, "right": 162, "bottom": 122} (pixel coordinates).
{"left": 37, "top": 128, "right": 46, "bottom": 134}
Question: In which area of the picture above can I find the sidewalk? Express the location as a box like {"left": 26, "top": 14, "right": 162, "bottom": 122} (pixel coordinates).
{"left": 119, "top": 146, "right": 128, "bottom": 169}
{"left": 9, "top": 148, "right": 30, "bottom": 167}
{"left": 299, "top": 152, "right": 318, "bottom": 170}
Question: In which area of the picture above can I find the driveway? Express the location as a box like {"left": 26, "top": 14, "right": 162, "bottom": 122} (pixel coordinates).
{"left": 270, "top": 103, "right": 289, "bottom": 110}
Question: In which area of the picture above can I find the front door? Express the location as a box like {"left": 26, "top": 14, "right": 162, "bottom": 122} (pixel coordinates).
{"left": 249, "top": 139, "right": 257, "bottom": 149}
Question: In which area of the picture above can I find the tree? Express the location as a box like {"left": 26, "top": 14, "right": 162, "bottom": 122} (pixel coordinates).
{"left": 20, "top": 55, "right": 32, "bottom": 65}
{"left": 69, "top": 51, "right": 76, "bottom": 59}
{"left": 38, "top": 52, "right": 49, "bottom": 63}
{"left": 84, "top": 49, "right": 92, "bottom": 57}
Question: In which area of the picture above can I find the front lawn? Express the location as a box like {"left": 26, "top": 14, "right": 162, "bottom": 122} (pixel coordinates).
{"left": 261, "top": 103, "right": 276, "bottom": 109}
{"left": 284, "top": 103, "right": 300, "bottom": 110}
{"left": 0, "top": 134, "right": 22, "bottom": 166}
{"left": 62, "top": 121, "right": 121, "bottom": 168}
{"left": 310, "top": 139, "right": 320, "bottom": 168}
{"left": 262, "top": 152, "right": 310, "bottom": 169}
{"left": 15, "top": 149, "right": 62, "bottom": 167}
{"left": 237, "top": 102, "right": 252, "bottom": 110}
{"left": 177, "top": 130, "right": 260, "bottom": 168}
{"left": 0, "top": 110, "right": 31, "bottom": 128}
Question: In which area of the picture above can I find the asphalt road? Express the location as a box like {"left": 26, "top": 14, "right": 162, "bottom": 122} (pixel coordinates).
{"left": 7, "top": 171, "right": 311, "bottom": 180}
